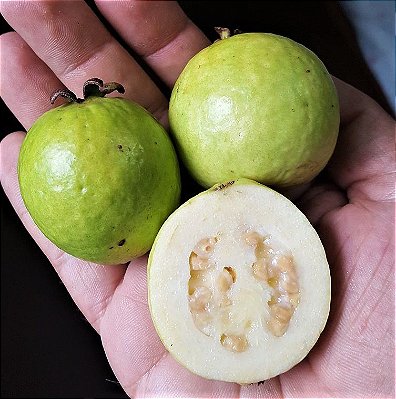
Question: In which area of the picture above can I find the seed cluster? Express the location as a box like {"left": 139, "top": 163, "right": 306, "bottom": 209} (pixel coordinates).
{"left": 187, "top": 232, "right": 300, "bottom": 352}
{"left": 245, "top": 232, "right": 300, "bottom": 337}
{"left": 188, "top": 237, "right": 242, "bottom": 346}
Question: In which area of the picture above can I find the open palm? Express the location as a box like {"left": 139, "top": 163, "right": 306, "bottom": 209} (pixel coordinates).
{"left": 1, "top": 2, "right": 394, "bottom": 397}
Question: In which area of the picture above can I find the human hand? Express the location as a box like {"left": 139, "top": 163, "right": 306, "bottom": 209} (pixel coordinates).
{"left": 1, "top": 1, "right": 394, "bottom": 397}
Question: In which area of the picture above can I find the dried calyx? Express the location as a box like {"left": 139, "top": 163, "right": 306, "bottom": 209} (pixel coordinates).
{"left": 50, "top": 78, "right": 125, "bottom": 105}
{"left": 214, "top": 27, "right": 242, "bottom": 40}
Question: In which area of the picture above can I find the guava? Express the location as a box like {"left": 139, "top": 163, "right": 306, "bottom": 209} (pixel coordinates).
{"left": 148, "top": 178, "right": 331, "bottom": 383}
{"left": 169, "top": 29, "right": 340, "bottom": 188}
{"left": 18, "top": 78, "right": 181, "bottom": 265}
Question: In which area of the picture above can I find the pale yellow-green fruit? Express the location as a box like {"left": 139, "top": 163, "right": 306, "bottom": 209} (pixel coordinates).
{"left": 169, "top": 32, "right": 340, "bottom": 188}
{"left": 148, "top": 178, "right": 331, "bottom": 384}
{"left": 18, "top": 95, "right": 181, "bottom": 265}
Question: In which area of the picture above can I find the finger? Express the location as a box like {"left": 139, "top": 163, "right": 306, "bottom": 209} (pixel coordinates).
{"left": 0, "top": 32, "right": 66, "bottom": 130}
{"left": 95, "top": 0, "right": 210, "bottom": 87}
{"left": 295, "top": 182, "right": 348, "bottom": 226}
{"left": 0, "top": 132, "right": 127, "bottom": 332}
{"left": 329, "top": 78, "right": 395, "bottom": 203}
{"left": 1, "top": 0, "right": 168, "bottom": 122}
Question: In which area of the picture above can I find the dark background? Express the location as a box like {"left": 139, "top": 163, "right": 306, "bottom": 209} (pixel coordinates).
{"left": 1, "top": 1, "right": 392, "bottom": 398}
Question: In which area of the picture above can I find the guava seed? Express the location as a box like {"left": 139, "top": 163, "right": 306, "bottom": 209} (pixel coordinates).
{"left": 189, "top": 286, "right": 212, "bottom": 312}
{"left": 189, "top": 252, "right": 212, "bottom": 270}
{"left": 220, "top": 334, "right": 248, "bottom": 353}
{"left": 217, "top": 267, "right": 235, "bottom": 292}
{"left": 193, "top": 237, "right": 217, "bottom": 258}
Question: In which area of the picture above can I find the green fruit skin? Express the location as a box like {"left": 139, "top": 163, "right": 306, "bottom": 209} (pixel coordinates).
{"left": 18, "top": 97, "right": 181, "bottom": 265}
{"left": 169, "top": 33, "right": 340, "bottom": 188}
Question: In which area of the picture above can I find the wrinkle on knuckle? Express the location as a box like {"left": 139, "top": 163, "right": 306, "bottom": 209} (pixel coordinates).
{"left": 119, "top": 1, "right": 187, "bottom": 58}
{"left": 143, "top": 18, "right": 189, "bottom": 60}
{"left": 124, "top": 351, "right": 168, "bottom": 398}
{"left": 59, "top": 39, "right": 113, "bottom": 80}
{"left": 86, "top": 292, "right": 114, "bottom": 331}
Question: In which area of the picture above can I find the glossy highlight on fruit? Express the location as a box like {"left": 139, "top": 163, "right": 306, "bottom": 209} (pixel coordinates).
{"left": 148, "top": 178, "right": 331, "bottom": 384}
{"left": 169, "top": 31, "right": 340, "bottom": 188}
{"left": 18, "top": 78, "right": 181, "bottom": 265}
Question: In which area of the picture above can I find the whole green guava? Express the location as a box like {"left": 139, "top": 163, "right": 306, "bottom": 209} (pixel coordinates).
{"left": 18, "top": 79, "right": 181, "bottom": 265}
{"left": 169, "top": 30, "right": 340, "bottom": 188}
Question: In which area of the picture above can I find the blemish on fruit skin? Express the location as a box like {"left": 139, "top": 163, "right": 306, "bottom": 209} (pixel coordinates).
{"left": 117, "top": 144, "right": 123, "bottom": 151}
{"left": 215, "top": 181, "right": 235, "bottom": 191}
{"left": 118, "top": 239, "right": 126, "bottom": 246}
{"left": 109, "top": 246, "right": 114, "bottom": 249}
{"left": 306, "top": 69, "right": 311, "bottom": 73}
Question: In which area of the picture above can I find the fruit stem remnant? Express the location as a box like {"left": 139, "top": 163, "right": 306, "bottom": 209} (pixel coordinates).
{"left": 214, "top": 27, "right": 231, "bottom": 40}
{"left": 50, "top": 78, "right": 125, "bottom": 105}
{"left": 214, "top": 27, "right": 242, "bottom": 41}
{"left": 83, "top": 78, "right": 125, "bottom": 99}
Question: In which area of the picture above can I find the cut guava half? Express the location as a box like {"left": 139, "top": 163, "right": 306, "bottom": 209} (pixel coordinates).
{"left": 148, "top": 178, "right": 331, "bottom": 383}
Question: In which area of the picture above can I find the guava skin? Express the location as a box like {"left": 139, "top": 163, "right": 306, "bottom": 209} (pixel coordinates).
{"left": 18, "top": 96, "right": 181, "bottom": 264}
{"left": 169, "top": 33, "right": 340, "bottom": 188}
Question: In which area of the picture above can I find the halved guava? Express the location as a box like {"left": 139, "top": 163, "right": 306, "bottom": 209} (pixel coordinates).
{"left": 148, "top": 178, "right": 330, "bottom": 383}
{"left": 169, "top": 31, "right": 340, "bottom": 188}
{"left": 18, "top": 79, "right": 181, "bottom": 265}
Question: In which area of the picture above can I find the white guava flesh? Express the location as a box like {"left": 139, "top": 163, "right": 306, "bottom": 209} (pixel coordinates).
{"left": 148, "top": 179, "right": 331, "bottom": 384}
